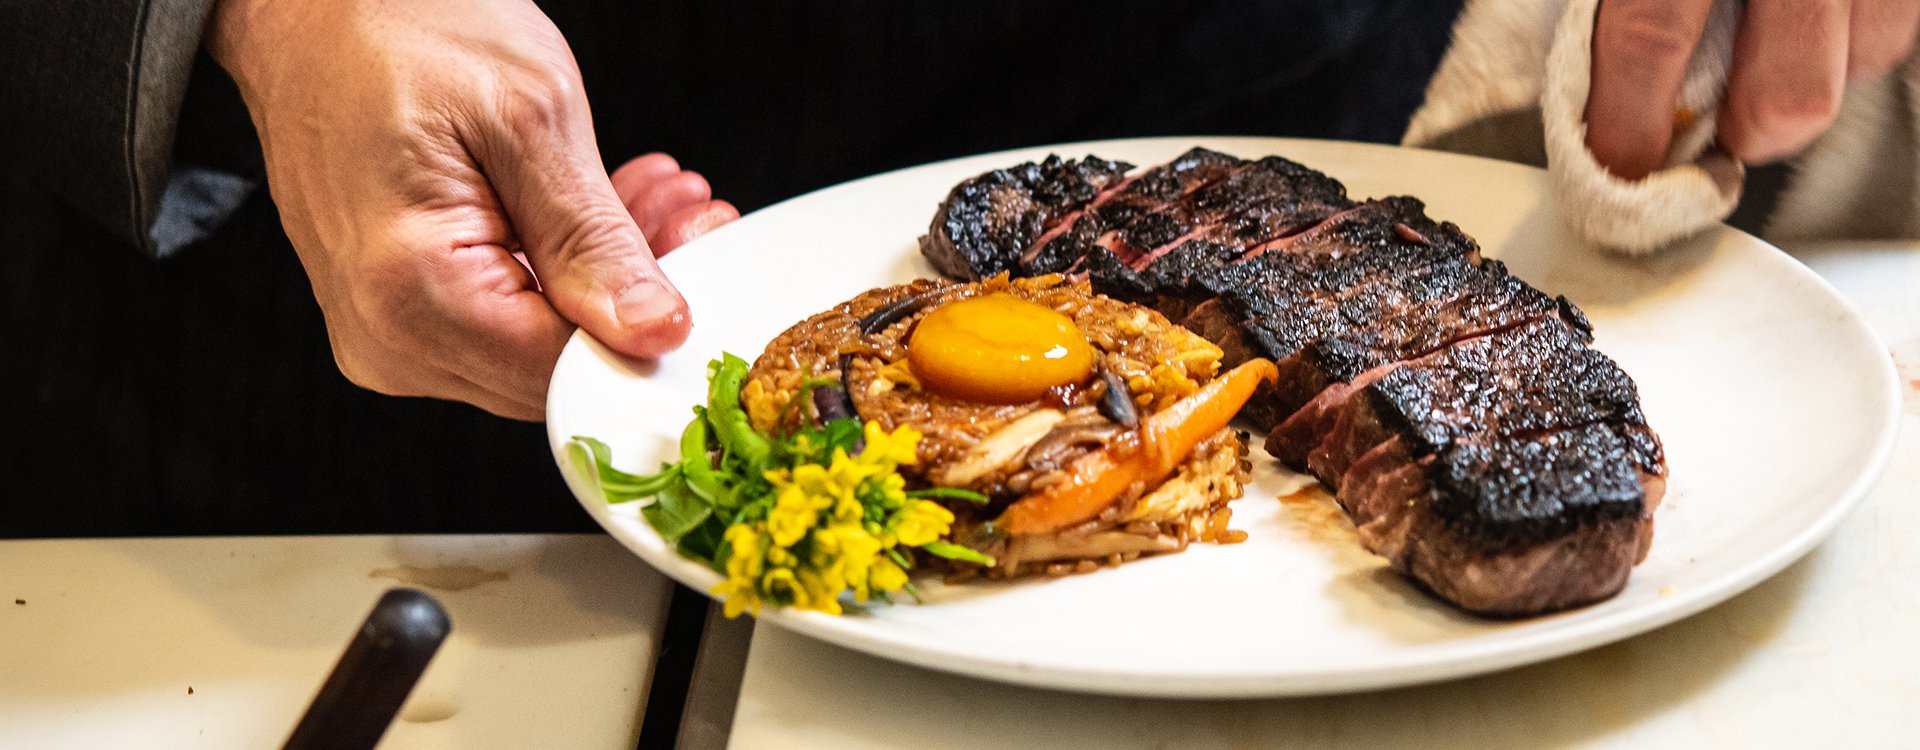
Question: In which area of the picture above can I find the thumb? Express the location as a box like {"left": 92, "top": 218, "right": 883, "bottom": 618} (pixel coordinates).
{"left": 472, "top": 84, "right": 692, "bottom": 358}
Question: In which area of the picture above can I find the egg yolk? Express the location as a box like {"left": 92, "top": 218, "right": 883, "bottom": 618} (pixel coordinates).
{"left": 907, "top": 293, "right": 1097, "bottom": 404}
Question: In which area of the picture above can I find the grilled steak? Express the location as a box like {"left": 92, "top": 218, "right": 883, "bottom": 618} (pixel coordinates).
{"left": 922, "top": 148, "right": 1667, "bottom": 616}
{"left": 922, "top": 155, "right": 1134, "bottom": 281}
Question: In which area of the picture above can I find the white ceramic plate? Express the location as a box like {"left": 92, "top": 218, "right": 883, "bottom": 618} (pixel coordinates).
{"left": 547, "top": 137, "right": 1900, "bottom": 697}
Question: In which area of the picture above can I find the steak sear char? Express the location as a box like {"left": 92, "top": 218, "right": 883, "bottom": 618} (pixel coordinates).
{"left": 921, "top": 148, "right": 1667, "bottom": 616}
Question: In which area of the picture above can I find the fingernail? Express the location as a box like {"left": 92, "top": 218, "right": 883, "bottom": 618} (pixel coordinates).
{"left": 616, "top": 279, "right": 686, "bottom": 328}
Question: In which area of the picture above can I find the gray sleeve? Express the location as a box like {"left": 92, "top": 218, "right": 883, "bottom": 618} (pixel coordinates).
{"left": 1, "top": 0, "right": 229, "bottom": 256}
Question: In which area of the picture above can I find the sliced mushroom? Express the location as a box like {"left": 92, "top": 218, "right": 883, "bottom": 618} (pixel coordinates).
{"left": 1004, "top": 529, "right": 1185, "bottom": 563}
{"left": 1095, "top": 368, "right": 1139, "bottom": 427}
{"left": 858, "top": 288, "right": 945, "bottom": 335}
{"left": 928, "top": 409, "right": 1066, "bottom": 487}
{"left": 1022, "top": 419, "right": 1127, "bottom": 474}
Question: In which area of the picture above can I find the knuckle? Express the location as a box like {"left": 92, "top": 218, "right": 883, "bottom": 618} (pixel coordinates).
{"left": 552, "top": 205, "right": 648, "bottom": 269}
{"left": 497, "top": 63, "right": 583, "bottom": 136}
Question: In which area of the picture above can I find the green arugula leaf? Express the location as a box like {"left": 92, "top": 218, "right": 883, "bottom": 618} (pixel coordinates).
{"left": 904, "top": 487, "right": 991, "bottom": 504}
{"left": 820, "top": 417, "right": 864, "bottom": 454}
{"left": 921, "top": 541, "right": 996, "bottom": 566}
{"left": 707, "top": 354, "right": 771, "bottom": 467}
{"left": 641, "top": 483, "right": 712, "bottom": 543}
{"left": 677, "top": 516, "right": 728, "bottom": 566}
{"left": 567, "top": 437, "right": 679, "bottom": 502}
{"left": 678, "top": 410, "right": 730, "bottom": 504}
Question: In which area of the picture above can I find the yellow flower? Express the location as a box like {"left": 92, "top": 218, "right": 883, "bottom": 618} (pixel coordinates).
{"left": 711, "top": 578, "right": 761, "bottom": 619}
{"left": 862, "top": 422, "right": 921, "bottom": 466}
{"left": 869, "top": 472, "right": 908, "bottom": 511}
{"left": 827, "top": 448, "right": 886, "bottom": 489}
{"left": 761, "top": 568, "right": 807, "bottom": 608}
{"left": 705, "top": 419, "right": 936, "bottom": 617}
{"left": 795, "top": 570, "right": 842, "bottom": 615}
{"left": 890, "top": 500, "right": 954, "bottom": 547}
{"left": 722, "top": 525, "right": 764, "bottom": 581}
{"left": 826, "top": 522, "right": 884, "bottom": 599}
{"left": 829, "top": 492, "right": 865, "bottom": 525}
{"left": 766, "top": 484, "right": 820, "bottom": 547}
{"left": 869, "top": 557, "right": 908, "bottom": 592}
{"left": 789, "top": 463, "right": 831, "bottom": 495}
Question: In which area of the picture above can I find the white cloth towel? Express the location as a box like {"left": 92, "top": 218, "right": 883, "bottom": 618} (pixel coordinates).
{"left": 1403, "top": 0, "right": 1920, "bottom": 252}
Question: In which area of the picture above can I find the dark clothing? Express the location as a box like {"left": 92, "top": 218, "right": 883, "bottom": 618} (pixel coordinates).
{"left": 0, "top": 1, "right": 1463, "bottom": 537}
{"left": 0, "top": 0, "right": 221, "bottom": 255}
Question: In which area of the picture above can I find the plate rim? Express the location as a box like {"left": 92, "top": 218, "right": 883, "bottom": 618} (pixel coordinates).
{"left": 547, "top": 136, "right": 1903, "bottom": 697}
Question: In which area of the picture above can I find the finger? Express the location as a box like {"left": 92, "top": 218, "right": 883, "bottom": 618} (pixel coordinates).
{"left": 1585, "top": 0, "right": 1718, "bottom": 180}
{"left": 627, "top": 171, "right": 713, "bottom": 241}
{"left": 610, "top": 152, "right": 682, "bottom": 204}
{"left": 652, "top": 200, "right": 741, "bottom": 255}
{"left": 1719, "top": 0, "right": 1849, "bottom": 164}
{"left": 1848, "top": 0, "right": 1920, "bottom": 79}
{"left": 471, "top": 71, "right": 693, "bottom": 360}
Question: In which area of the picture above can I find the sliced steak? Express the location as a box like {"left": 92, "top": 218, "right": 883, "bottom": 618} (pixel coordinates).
{"left": 919, "top": 148, "right": 1667, "bottom": 616}
{"left": 1339, "top": 427, "right": 1653, "bottom": 614}
{"left": 1088, "top": 153, "right": 1356, "bottom": 269}
{"left": 1268, "top": 316, "right": 1664, "bottom": 614}
{"left": 1276, "top": 316, "right": 1660, "bottom": 483}
{"left": 1021, "top": 148, "right": 1246, "bottom": 275}
{"left": 923, "top": 154, "right": 1133, "bottom": 280}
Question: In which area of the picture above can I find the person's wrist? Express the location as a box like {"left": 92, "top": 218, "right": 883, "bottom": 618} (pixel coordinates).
{"left": 204, "top": 0, "right": 307, "bottom": 107}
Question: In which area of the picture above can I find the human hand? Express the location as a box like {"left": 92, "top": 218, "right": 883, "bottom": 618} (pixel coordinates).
{"left": 610, "top": 153, "right": 740, "bottom": 256}
{"left": 207, "top": 0, "right": 737, "bottom": 420}
{"left": 1585, "top": 0, "right": 1920, "bottom": 180}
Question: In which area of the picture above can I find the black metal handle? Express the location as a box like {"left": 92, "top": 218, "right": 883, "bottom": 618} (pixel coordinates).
{"left": 284, "top": 587, "right": 452, "bottom": 750}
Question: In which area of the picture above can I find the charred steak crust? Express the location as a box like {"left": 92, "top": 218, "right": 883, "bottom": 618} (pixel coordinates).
{"left": 923, "top": 155, "right": 1133, "bottom": 281}
{"left": 919, "top": 148, "right": 1669, "bottom": 616}
{"left": 1429, "top": 426, "right": 1649, "bottom": 549}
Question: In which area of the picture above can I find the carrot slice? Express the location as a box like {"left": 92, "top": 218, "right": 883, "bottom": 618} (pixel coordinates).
{"left": 996, "top": 358, "right": 1279, "bottom": 535}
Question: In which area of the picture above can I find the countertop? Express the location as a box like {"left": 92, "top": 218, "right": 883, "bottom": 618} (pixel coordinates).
{"left": 0, "top": 535, "right": 669, "bottom": 748}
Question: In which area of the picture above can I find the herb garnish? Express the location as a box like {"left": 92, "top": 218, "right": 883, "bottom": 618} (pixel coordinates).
{"left": 570, "top": 353, "right": 993, "bottom": 617}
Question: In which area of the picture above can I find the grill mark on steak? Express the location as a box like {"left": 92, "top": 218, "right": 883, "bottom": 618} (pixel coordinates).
{"left": 1084, "top": 156, "right": 1254, "bottom": 267}
{"left": 920, "top": 149, "right": 1667, "bottom": 616}
{"left": 924, "top": 155, "right": 1133, "bottom": 280}
{"left": 1113, "top": 155, "right": 1356, "bottom": 270}
{"left": 1278, "top": 317, "right": 1659, "bottom": 482}
{"left": 1017, "top": 149, "right": 1246, "bottom": 275}
{"left": 1017, "top": 182, "right": 1126, "bottom": 267}
{"left": 1021, "top": 150, "right": 1356, "bottom": 276}
{"left": 1263, "top": 316, "right": 1665, "bottom": 613}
